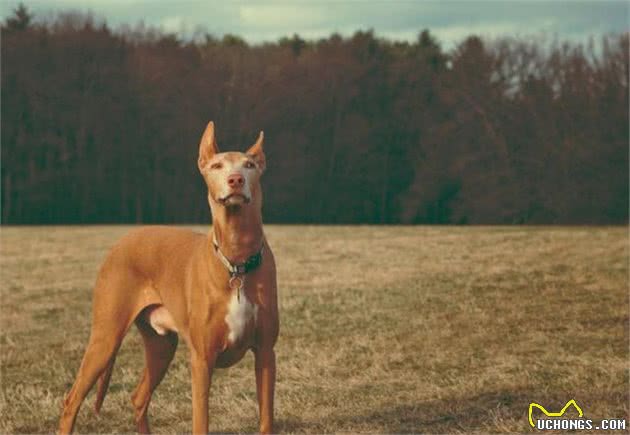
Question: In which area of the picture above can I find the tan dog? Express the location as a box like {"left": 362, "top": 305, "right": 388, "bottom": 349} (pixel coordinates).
{"left": 58, "top": 122, "right": 279, "bottom": 434}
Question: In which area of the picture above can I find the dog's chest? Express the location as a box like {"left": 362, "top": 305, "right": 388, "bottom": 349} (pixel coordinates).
{"left": 224, "top": 289, "right": 258, "bottom": 345}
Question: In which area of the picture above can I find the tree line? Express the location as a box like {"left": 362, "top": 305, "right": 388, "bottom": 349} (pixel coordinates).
{"left": 2, "top": 5, "right": 628, "bottom": 224}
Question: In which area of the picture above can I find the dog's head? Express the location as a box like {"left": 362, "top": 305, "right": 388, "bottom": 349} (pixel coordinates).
{"left": 197, "top": 121, "right": 266, "bottom": 211}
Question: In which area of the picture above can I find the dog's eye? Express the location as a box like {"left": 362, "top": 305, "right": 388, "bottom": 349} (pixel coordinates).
{"left": 244, "top": 161, "right": 256, "bottom": 169}
{"left": 210, "top": 162, "right": 223, "bottom": 170}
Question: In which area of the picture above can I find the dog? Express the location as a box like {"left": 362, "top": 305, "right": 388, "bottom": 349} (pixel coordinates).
{"left": 58, "top": 122, "right": 279, "bottom": 434}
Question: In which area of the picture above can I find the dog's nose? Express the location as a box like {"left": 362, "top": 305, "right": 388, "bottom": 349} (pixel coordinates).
{"left": 227, "top": 173, "right": 245, "bottom": 188}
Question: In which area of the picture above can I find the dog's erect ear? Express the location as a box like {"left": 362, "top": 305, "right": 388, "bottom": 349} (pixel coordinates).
{"left": 246, "top": 131, "right": 266, "bottom": 172}
{"left": 198, "top": 121, "right": 219, "bottom": 171}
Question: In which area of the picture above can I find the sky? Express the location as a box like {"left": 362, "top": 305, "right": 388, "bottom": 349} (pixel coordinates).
{"left": 1, "top": 1, "right": 628, "bottom": 48}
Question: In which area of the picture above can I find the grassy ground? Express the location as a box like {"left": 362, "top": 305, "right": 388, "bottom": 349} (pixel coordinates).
{"left": 0, "top": 225, "right": 628, "bottom": 434}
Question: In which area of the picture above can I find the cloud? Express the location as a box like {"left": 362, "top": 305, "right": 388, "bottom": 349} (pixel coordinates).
{"left": 239, "top": 4, "right": 329, "bottom": 29}
{"left": 161, "top": 15, "right": 186, "bottom": 33}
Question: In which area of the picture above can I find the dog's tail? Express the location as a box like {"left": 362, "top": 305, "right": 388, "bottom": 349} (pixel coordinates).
{"left": 94, "top": 355, "right": 117, "bottom": 414}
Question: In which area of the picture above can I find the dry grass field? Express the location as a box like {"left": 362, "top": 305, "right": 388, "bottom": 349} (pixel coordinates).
{"left": 1, "top": 225, "right": 628, "bottom": 433}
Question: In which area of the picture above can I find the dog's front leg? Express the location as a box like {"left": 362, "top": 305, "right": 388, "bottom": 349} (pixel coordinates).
{"left": 191, "top": 351, "right": 216, "bottom": 434}
{"left": 255, "top": 347, "right": 276, "bottom": 434}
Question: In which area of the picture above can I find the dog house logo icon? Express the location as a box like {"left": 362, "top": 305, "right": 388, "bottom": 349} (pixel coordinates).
{"left": 528, "top": 399, "right": 583, "bottom": 427}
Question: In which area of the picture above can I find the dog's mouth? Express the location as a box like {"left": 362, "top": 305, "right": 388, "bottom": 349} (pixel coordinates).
{"left": 219, "top": 193, "right": 250, "bottom": 206}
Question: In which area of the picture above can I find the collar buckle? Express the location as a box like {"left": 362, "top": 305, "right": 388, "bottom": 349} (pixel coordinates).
{"left": 233, "top": 264, "right": 247, "bottom": 276}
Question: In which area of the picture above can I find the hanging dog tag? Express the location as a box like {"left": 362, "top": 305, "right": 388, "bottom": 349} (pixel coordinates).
{"left": 229, "top": 275, "right": 244, "bottom": 302}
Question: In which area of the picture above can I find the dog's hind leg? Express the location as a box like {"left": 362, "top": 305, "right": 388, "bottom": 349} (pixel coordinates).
{"left": 94, "top": 353, "right": 116, "bottom": 414}
{"left": 58, "top": 327, "right": 125, "bottom": 433}
{"left": 59, "top": 271, "right": 144, "bottom": 434}
{"left": 131, "top": 312, "right": 178, "bottom": 434}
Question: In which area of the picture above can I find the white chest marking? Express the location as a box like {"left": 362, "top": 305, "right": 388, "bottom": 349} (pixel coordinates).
{"left": 225, "top": 289, "right": 258, "bottom": 343}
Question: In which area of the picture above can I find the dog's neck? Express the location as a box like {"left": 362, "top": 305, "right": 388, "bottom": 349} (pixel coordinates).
{"left": 210, "top": 204, "right": 263, "bottom": 263}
